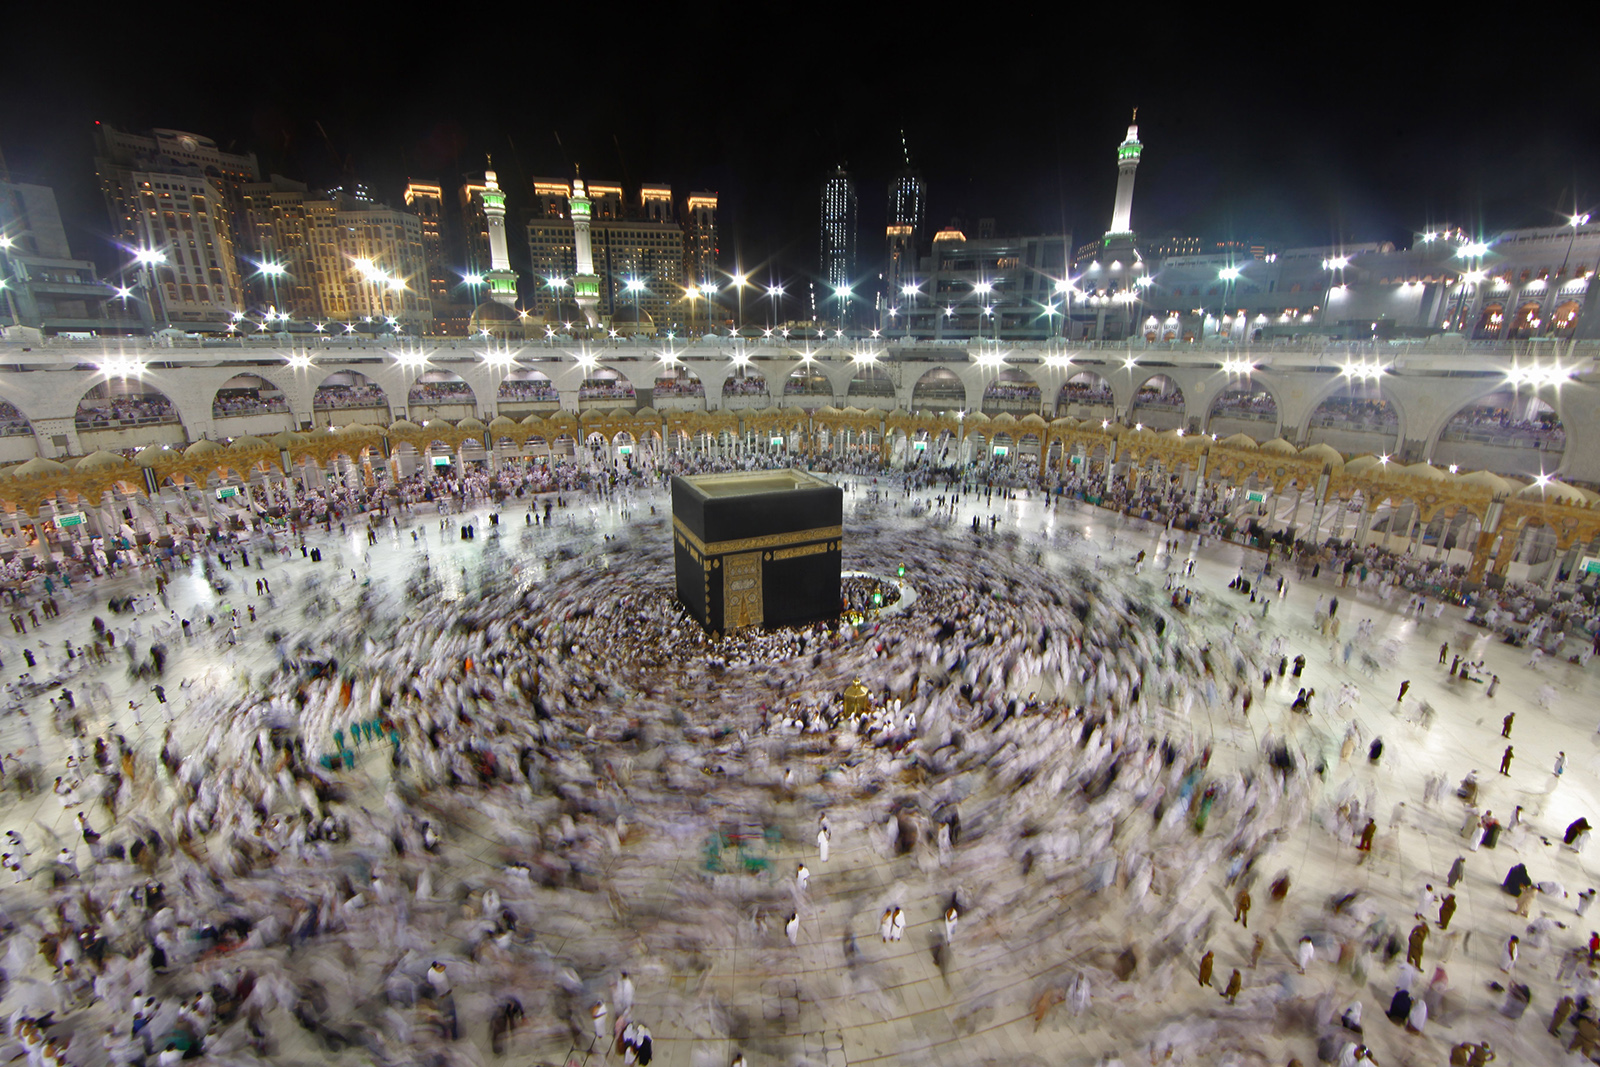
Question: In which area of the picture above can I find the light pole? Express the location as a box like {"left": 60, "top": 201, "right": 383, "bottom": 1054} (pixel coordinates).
{"left": 833, "top": 284, "right": 853, "bottom": 336}
{"left": 700, "top": 283, "right": 718, "bottom": 335}
{"left": 0, "top": 236, "right": 20, "bottom": 327}
{"left": 683, "top": 284, "right": 699, "bottom": 338}
{"left": 258, "top": 261, "right": 288, "bottom": 333}
{"left": 767, "top": 283, "right": 785, "bottom": 332}
{"left": 900, "top": 282, "right": 919, "bottom": 340}
{"left": 973, "top": 281, "right": 994, "bottom": 342}
{"left": 1054, "top": 278, "right": 1076, "bottom": 341}
{"left": 387, "top": 276, "right": 407, "bottom": 333}
{"left": 134, "top": 247, "right": 169, "bottom": 329}
{"left": 1448, "top": 242, "right": 1489, "bottom": 335}
{"left": 1218, "top": 266, "right": 1242, "bottom": 342}
{"left": 625, "top": 277, "right": 646, "bottom": 339}
{"left": 1317, "top": 255, "right": 1349, "bottom": 332}
{"left": 729, "top": 272, "right": 748, "bottom": 335}
{"left": 464, "top": 273, "right": 485, "bottom": 311}
{"left": 547, "top": 277, "right": 569, "bottom": 332}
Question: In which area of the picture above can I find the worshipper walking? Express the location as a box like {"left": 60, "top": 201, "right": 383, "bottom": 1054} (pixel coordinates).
{"left": 1407, "top": 924, "right": 1428, "bottom": 968}
{"left": 1198, "top": 950, "right": 1214, "bottom": 988}
{"left": 1501, "top": 935, "right": 1520, "bottom": 972}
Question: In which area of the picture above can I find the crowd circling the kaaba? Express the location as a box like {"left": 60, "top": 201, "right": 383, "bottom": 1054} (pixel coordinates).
{"left": 0, "top": 439, "right": 1596, "bottom": 1066}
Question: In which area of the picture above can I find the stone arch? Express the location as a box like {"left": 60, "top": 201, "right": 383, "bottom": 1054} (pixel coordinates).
{"left": 1552, "top": 300, "right": 1582, "bottom": 337}
{"left": 75, "top": 380, "right": 180, "bottom": 433}
{"left": 980, "top": 368, "right": 1042, "bottom": 416}
{"left": 1509, "top": 301, "right": 1544, "bottom": 338}
{"left": 722, "top": 365, "right": 769, "bottom": 400}
{"left": 847, "top": 364, "right": 895, "bottom": 400}
{"left": 1431, "top": 387, "right": 1563, "bottom": 479}
{"left": 579, "top": 368, "right": 636, "bottom": 402}
{"left": 313, "top": 371, "right": 390, "bottom": 418}
{"left": 1507, "top": 518, "right": 1562, "bottom": 571}
{"left": 1302, "top": 378, "right": 1400, "bottom": 456}
{"left": 653, "top": 365, "right": 704, "bottom": 399}
{"left": 1473, "top": 302, "right": 1506, "bottom": 340}
{"left": 0, "top": 397, "right": 35, "bottom": 440}
{"left": 1054, "top": 371, "right": 1114, "bottom": 418}
{"left": 496, "top": 369, "right": 557, "bottom": 405}
{"left": 1206, "top": 378, "right": 1280, "bottom": 438}
{"left": 1421, "top": 503, "right": 1483, "bottom": 556}
{"left": 784, "top": 365, "right": 833, "bottom": 399}
{"left": 408, "top": 370, "right": 477, "bottom": 412}
{"left": 211, "top": 373, "right": 290, "bottom": 420}
{"left": 1130, "top": 373, "right": 1185, "bottom": 430}
{"left": 910, "top": 367, "right": 966, "bottom": 413}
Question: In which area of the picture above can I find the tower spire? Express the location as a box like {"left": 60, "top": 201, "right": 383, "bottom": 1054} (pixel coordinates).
{"left": 1107, "top": 112, "right": 1143, "bottom": 238}
{"left": 569, "top": 167, "right": 600, "bottom": 328}
{"left": 480, "top": 161, "right": 519, "bottom": 306}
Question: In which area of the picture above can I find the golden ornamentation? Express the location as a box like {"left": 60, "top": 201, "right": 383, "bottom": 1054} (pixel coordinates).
{"left": 672, "top": 515, "right": 843, "bottom": 557}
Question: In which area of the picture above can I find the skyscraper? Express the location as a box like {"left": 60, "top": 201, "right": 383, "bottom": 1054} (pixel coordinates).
{"left": 95, "top": 125, "right": 256, "bottom": 321}
{"left": 888, "top": 139, "right": 926, "bottom": 245}
{"left": 527, "top": 181, "right": 684, "bottom": 326}
{"left": 241, "top": 181, "right": 434, "bottom": 331}
{"left": 685, "top": 192, "right": 718, "bottom": 288}
{"left": 821, "top": 167, "right": 857, "bottom": 323}
{"left": 458, "top": 180, "right": 490, "bottom": 279}
{"left": 403, "top": 181, "right": 449, "bottom": 305}
{"left": 886, "top": 150, "right": 926, "bottom": 317}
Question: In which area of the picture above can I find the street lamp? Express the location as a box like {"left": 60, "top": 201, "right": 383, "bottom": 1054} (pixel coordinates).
{"left": 624, "top": 277, "right": 646, "bottom": 338}
{"left": 258, "top": 261, "right": 288, "bottom": 330}
{"left": 1447, "top": 242, "right": 1490, "bottom": 334}
{"left": 546, "top": 276, "right": 569, "bottom": 330}
{"left": 683, "top": 284, "right": 700, "bottom": 337}
{"left": 973, "top": 281, "right": 995, "bottom": 342}
{"left": 0, "top": 236, "right": 20, "bottom": 327}
{"left": 729, "top": 272, "right": 748, "bottom": 335}
{"left": 463, "top": 273, "right": 485, "bottom": 310}
{"left": 766, "top": 283, "right": 785, "bottom": 331}
{"left": 133, "top": 247, "right": 169, "bottom": 328}
{"left": 1054, "top": 278, "right": 1078, "bottom": 341}
{"left": 899, "top": 282, "right": 920, "bottom": 339}
{"left": 834, "top": 283, "right": 853, "bottom": 334}
{"left": 1217, "top": 266, "right": 1242, "bottom": 342}
{"left": 699, "top": 283, "right": 718, "bottom": 335}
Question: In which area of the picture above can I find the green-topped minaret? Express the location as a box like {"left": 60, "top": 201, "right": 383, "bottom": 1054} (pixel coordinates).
{"left": 569, "top": 167, "right": 601, "bottom": 328}
{"left": 1107, "top": 110, "right": 1142, "bottom": 239}
{"left": 480, "top": 158, "right": 519, "bottom": 307}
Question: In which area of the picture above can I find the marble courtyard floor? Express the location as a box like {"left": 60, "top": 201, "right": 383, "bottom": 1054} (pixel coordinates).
{"left": 1, "top": 477, "right": 1597, "bottom": 1067}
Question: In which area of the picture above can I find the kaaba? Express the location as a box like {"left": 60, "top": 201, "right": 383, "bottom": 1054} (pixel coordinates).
{"left": 671, "top": 469, "right": 843, "bottom": 635}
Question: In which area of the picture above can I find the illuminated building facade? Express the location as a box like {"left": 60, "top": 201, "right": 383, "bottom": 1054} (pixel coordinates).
{"left": 403, "top": 181, "right": 449, "bottom": 305}
{"left": 95, "top": 126, "right": 255, "bottom": 322}
{"left": 526, "top": 182, "right": 686, "bottom": 327}
{"left": 685, "top": 192, "right": 718, "bottom": 288}
{"left": 884, "top": 163, "right": 926, "bottom": 325}
{"left": 820, "top": 167, "right": 857, "bottom": 322}
{"left": 891, "top": 228, "right": 1072, "bottom": 341}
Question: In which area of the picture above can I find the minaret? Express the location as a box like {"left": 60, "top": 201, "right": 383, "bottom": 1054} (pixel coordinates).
{"left": 480, "top": 158, "right": 518, "bottom": 307}
{"left": 1107, "top": 109, "right": 1142, "bottom": 238}
{"left": 569, "top": 167, "right": 600, "bottom": 327}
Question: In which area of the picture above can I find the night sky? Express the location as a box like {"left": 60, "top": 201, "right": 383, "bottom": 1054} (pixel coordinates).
{"left": 6, "top": 6, "right": 1598, "bottom": 289}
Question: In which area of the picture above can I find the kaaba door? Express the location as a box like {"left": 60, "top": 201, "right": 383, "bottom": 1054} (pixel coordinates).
{"left": 723, "top": 551, "right": 764, "bottom": 629}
